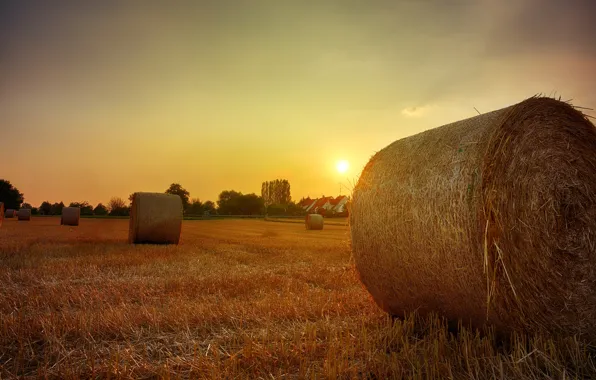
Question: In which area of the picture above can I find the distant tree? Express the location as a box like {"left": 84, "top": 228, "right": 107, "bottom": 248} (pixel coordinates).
{"left": 69, "top": 201, "right": 93, "bottom": 215}
{"left": 217, "top": 190, "right": 263, "bottom": 215}
{"left": 21, "top": 203, "right": 32, "bottom": 209}
{"left": 203, "top": 200, "right": 216, "bottom": 215}
{"left": 0, "top": 179, "right": 24, "bottom": 210}
{"left": 108, "top": 197, "right": 126, "bottom": 211}
{"left": 50, "top": 202, "right": 65, "bottom": 215}
{"left": 110, "top": 207, "right": 130, "bottom": 216}
{"left": 261, "top": 179, "right": 291, "bottom": 211}
{"left": 93, "top": 203, "right": 109, "bottom": 216}
{"left": 238, "top": 194, "right": 264, "bottom": 215}
{"left": 39, "top": 201, "right": 52, "bottom": 215}
{"left": 261, "top": 182, "right": 270, "bottom": 209}
{"left": 108, "top": 197, "right": 129, "bottom": 216}
{"left": 165, "top": 183, "right": 190, "bottom": 210}
{"left": 266, "top": 204, "right": 286, "bottom": 216}
{"left": 31, "top": 207, "right": 39, "bottom": 215}
{"left": 128, "top": 193, "right": 135, "bottom": 206}
{"left": 217, "top": 190, "right": 242, "bottom": 215}
{"left": 187, "top": 198, "right": 204, "bottom": 215}
{"left": 269, "top": 201, "right": 304, "bottom": 216}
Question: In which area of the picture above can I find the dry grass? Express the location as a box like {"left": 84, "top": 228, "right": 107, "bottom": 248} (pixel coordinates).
{"left": 265, "top": 217, "right": 348, "bottom": 226}
{"left": 0, "top": 218, "right": 595, "bottom": 379}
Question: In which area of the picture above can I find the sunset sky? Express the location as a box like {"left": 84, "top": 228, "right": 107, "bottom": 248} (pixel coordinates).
{"left": 1, "top": 0, "right": 595, "bottom": 207}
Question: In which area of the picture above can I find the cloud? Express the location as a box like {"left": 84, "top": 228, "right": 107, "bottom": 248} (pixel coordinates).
{"left": 401, "top": 105, "right": 432, "bottom": 117}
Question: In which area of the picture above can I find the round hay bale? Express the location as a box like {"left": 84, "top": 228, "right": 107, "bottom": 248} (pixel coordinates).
{"left": 350, "top": 96, "right": 596, "bottom": 340}
{"left": 305, "top": 214, "right": 324, "bottom": 230}
{"left": 17, "top": 209, "right": 31, "bottom": 221}
{"left": 5, "top": 209, "right": 16, "bottom": 218}
{"left": 128, "top": 192, "right": 183, "bottom": 244}
{"left": 61, "top": 207, "right": 80, "bottom": 226}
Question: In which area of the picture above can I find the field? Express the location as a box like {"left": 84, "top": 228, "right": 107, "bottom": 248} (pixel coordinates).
{"left": 1, "top": 218, "right": 595, "bottom": 379}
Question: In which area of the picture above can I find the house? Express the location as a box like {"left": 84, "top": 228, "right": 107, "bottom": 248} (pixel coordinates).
{"left": 299, "top": 197, "right": 317, "bottom": 212}
{"left": 300, "top": 195, "right": 349, "bottom": 215}
{"left": 330, "top": 195, "right": 349, "bottom": 213}
{"left": 312, "top": 196, "right": 335, "bottom": 213}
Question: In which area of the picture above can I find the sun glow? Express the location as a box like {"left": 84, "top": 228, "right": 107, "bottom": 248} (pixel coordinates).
{"left": 336, "top": 160, "right": 349, "bottom": 174}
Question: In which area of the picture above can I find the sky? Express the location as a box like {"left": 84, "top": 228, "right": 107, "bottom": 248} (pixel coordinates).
{"left": 1, "top": 0, "right": 595, "bottom": 207}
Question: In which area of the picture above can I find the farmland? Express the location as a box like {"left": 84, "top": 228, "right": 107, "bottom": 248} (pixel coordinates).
{"left": 0, "top": 218, "right": 594, "bottom": 379}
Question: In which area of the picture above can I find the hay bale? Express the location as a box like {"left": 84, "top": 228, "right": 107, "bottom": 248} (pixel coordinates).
{"left": 61, "top": 207, "right": 80, "bottom": 226}
{"left": 17, "top": 208, "right": 31, "bottom": 221}
{"left": 128, "top": 192, "right": 183, "bottom": 244}
{"left": 5, "top": 209, "right": 16, "bottom": 218}
{"left": 305, "top": 214, "right": 324, "bottom": 230}
{"left": 350, "top": 96, "right": 596, "bottom": 340}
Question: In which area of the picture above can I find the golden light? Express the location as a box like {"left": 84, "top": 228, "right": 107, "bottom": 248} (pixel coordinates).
{"left": 336, "top": 160, "right": 349, "bottom": 174}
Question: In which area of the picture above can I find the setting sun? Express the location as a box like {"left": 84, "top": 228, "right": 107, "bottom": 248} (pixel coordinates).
{"left": 336, "top": 160, "right": 349, "bottom": 174}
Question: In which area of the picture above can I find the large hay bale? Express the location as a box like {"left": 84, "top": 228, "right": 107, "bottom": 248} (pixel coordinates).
{"left": 5, "top": 209, "right": 16, "bottom": 218}
{"left": 61, "top": 207, "right": 80, "bottom": 226}
{"left": 128, "top": 192, "right": 183, "bottom": 244}
{"left": 305, "top": 214, "right": 324, "bottom": 230}
{"left": 350, "top": 96, "right": 596, "bottom": 340}
{"left": 17, "top": 209, "right": 31, "bottom": 221}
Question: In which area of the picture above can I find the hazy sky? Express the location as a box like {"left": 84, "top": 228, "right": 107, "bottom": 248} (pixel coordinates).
{"left": 1, "top": 0, "right": 595, "bottom": 206}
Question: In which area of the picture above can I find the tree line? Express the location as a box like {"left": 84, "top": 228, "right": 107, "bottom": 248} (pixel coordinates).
{"left": 0, "top": 179, "right": 307, "bottom": 217}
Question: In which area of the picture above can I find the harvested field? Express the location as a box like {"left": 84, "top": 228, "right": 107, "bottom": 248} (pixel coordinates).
{"left": 265, "top": 216, "right": 348, "bottom": 226}
{"left": 0, "top": 218, "right": 594, "bottom": 379}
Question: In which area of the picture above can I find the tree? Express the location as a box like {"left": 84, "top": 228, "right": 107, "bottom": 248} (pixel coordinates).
{"left": 217, "top": 190, "right": 263, "bottom": 215}
{"left": 39, "top": 201, "right": 52, "bottom": 215}
{"left": 93, "top": 203, "right": 108, "bottom": 216}
{"left": 217, "top": 190, "right": 242, "bottom": 215}
{"left": 203, "top": 200, "right": 216, "bottom": 215}
{"left": 261, "top": 179, "right": 291, "bottom": 210}
{"left": 108, "top": 197, "right": 126, "bottom": 211}
{"left": 108, "top": 197, "right": 129, "bottom": 216}
{"left": 69, "top": 201, "right": 93, "bottom": 215}
{"left": 238, "top": 193, "right": 263, "bottom": 215}
{"left": 50, "top": 202, "right": 65, "bottom": 215}
{"left": 21, "top": 203, "right": 32, "bottom": 209}
{"left": 187, "top": 198, "right": 204, "bottom": 215}
{"left": 0, "top": 179, "right": 24, "bottom": 210}
{"left": 286, "top": 201, "right": 306, "bottom": 216}
{"left": 165, "top": 183, "right": 190, "bottom": 210}
{"left": 31, "top": 207, "right": 39, "bottom": 215}
{"left": 268, "top": 201, "right": 305, "bottom": 216}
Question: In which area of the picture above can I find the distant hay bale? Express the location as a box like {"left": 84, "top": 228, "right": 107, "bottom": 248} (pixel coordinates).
{"left": 305, "top": 214, "right": 324, "bottom": 230}
{"left": 17, "top": 209, "right": 31, "bottom": 221}
{"left": 5, "top": 209, "right": 16, "bottom": 218}
{"left": 61, "top": 207, "right": 80, "bottom": 226}
{"left": 128, "top": 192, "right": 183, "bottom": 244}
{"left": 350, "top": 96, "right": 596, "bottom": 341}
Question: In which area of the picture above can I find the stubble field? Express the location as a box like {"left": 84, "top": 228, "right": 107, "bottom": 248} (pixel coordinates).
{"left": 0, "top": 218, "right": 594, "bottom": 379}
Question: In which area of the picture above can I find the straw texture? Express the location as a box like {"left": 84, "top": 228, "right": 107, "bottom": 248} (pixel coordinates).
{"left": 305, "top": 214, "right": 324, "bottom": 230}
{"left": 5, "top": 209, "right": 16, "bottom": 218}
{"left": 350, "top": 96, "right": 596, "bottom": 340}
{"left": 17, "top": 209, "right": 31, "bottom": 221}
{"left": 61, "top": 207, "right": 80, "bottom": 226}
{"left": 128, "top": 192, "right": 183, "bottom": 244}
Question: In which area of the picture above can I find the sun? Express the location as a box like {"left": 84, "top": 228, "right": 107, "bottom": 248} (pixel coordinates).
{"left": 336, "top": 160, "right": 349, "bottom": 174}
